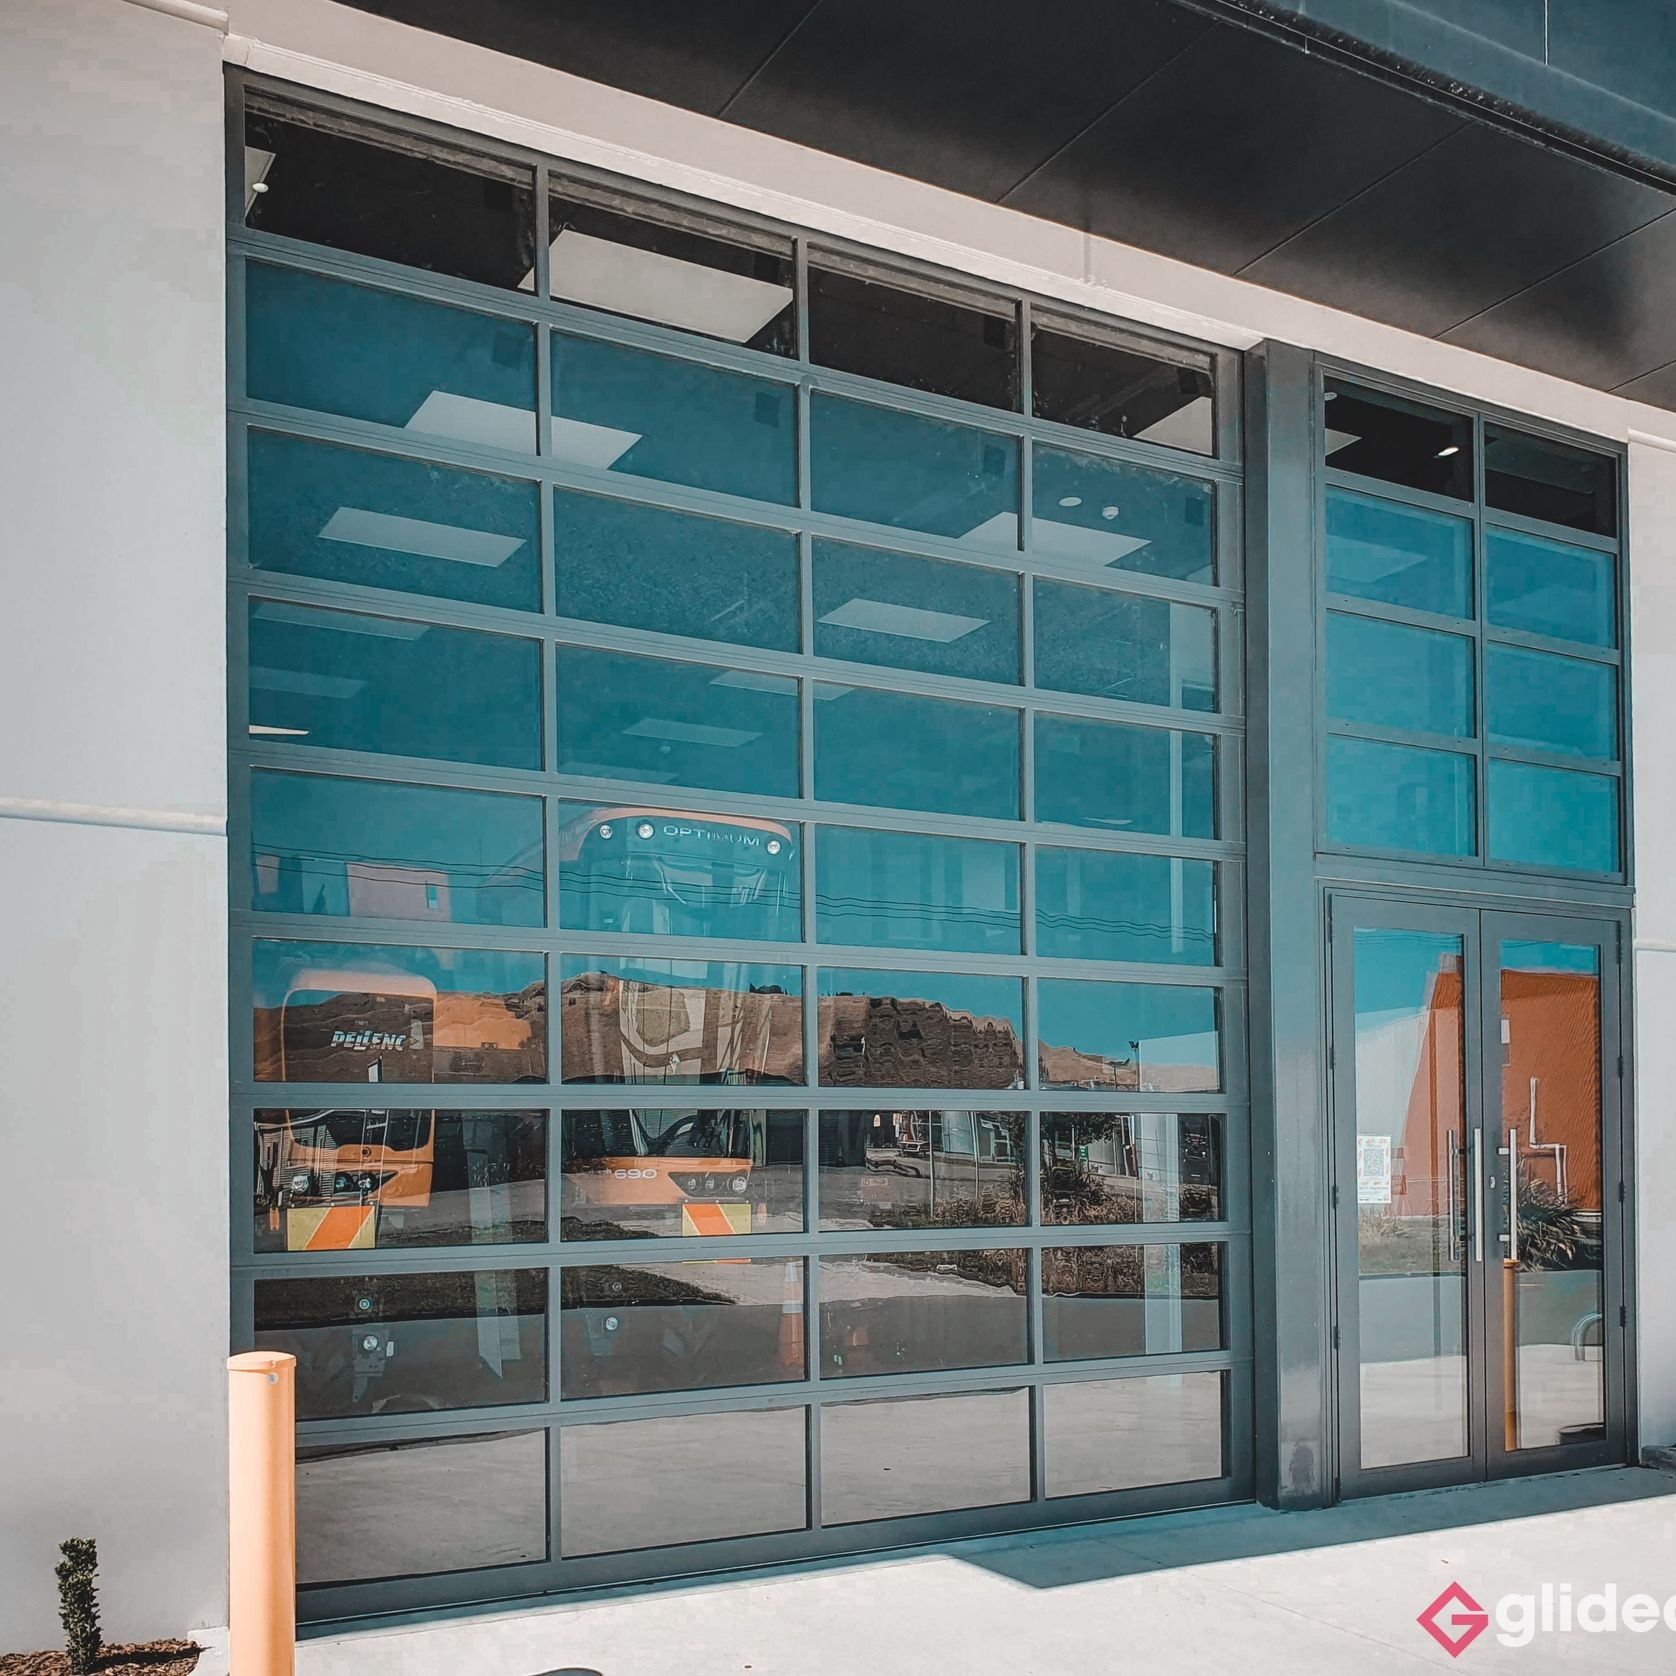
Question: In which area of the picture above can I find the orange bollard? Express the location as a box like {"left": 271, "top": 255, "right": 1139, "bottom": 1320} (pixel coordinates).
{"left": 228, "top": 1351, "right": 297, "bottom": 1676}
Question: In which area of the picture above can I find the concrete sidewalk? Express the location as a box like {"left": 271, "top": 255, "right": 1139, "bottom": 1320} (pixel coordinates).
{"left": 294, "top": 1468, "right": 1676, "bottom": 1674}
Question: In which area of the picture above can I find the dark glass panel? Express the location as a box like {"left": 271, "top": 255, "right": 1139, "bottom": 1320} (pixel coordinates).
{"left": 1325, "top": 488, "right": 1472, "bottom": 618}
{"left": 817, "top": 969, "right": 1025, "bottom": 1091}
{"left": 1040, "top": 1113, "right": 1223, "bottom": 1225}
{"left": 250, "top": 770, "right": 544, "bottom": 928}
{"left": 255, "top": 1268, "right": 546, "bottom": 1420}
{"left": 254, "top": 1109, "right": 546, "bottom": 1253}
{"left": 246, "top": 265, "right": 536, "bottom": 451}
{"left": 1037, "top": 979, "right": 1220, "bottom": 1094}
{"left": 819, "top": 1250, "right": 1028, "bottom": 1377}
{"left": 1043, "top": 1373, "right": 1224, "bottom": 1497}
{"left": 247, "top": 600, "right": 542, "bottom": 771}
{"left": 1486, "top": 526, "right": 1617, "bottom": 648}
{"left": 1325, "top": 737, "right": 1476, "bottom": 857}
{"left": 558, "top": 801, "right": 801, "bottom": 943}
{"left": 560, "top": 1409, "right": 807, "bottom": 1557}
{"left": 815, "top": 827, "right": 1020, "bottom": 956}
{"left": 1326, "top": 614, "right": 1474, "bottom": 738}
{"left": 1032, "top": 448, "right": 1214, "bottom": 583}
{"left": 1034, "top": 714, "right": 1217, "bottom": 839}
{"left": 1042, "top": 1243, "right": 1224, "bottom": 1360}
{"left": 554, "top": 490, "right": 798, "bottom": 650}
{"left": 560, "top": 1108, "right": 804, "bottom": 1240}
{"left": 1487, "top": 760, "right": 1619, "bottom": 873}
{"left": 559, "top": 1257, "right": 803, "bottom": 1396}
{"left": 252, "top": 940, "right": 546, "bottom": 1085}
{"left": 1035, "top": 848, "right": 1217, "bottom": 966}
{"left": 247, "top": 432, "right": 541, "bottom": 611}
{"left": 1486, "top": 645, "right": 1618, "bottom": 761}
{"left": 556, "top": 646, "right": 798, "bottom": 798}
{"left": 817, "top": 1110, "right": 1027, "bottom": 1231}
{"left": 559, "top": 956, "right": 803, "bottom": 1085}
{"left": 1322, "top": 380, "right": 1471, "bottom": 498}
{"left": 1032, "top": 323, "right": 1215, "bottom": 455}
{"left": 1485, "top": 425, "right": 1617, "bottom": 536}
{"left": 1035, "top": 581, "right": 1216, "bottom": 712}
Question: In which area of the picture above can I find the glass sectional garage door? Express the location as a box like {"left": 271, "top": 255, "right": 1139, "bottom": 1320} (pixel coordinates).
{"left": 228, "top": 83, "right": 1250, "bottom": 1619}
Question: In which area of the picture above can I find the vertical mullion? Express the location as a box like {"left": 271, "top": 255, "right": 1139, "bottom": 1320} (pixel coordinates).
{"left": 533, "top": 162, "right": 552, "bottom": 301}
{"left": 1472, "top": 409, "right": 1489, "bottom": 865}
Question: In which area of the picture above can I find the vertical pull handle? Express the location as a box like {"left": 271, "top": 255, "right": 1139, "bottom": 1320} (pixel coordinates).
{"left": 1506, "top": 1128, "right": 1520, "bottom": 1263}
{"left": 1470, "top": 1127, "right": 1484, "bottom": 1264}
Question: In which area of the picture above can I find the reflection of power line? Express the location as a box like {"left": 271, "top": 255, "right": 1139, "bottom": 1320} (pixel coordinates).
{"left": 259, "top": 851, "right": 543, "bottom": 887}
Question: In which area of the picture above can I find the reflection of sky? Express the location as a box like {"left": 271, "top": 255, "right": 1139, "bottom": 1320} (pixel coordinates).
{"left": 1036, "top": 980, "right": 1216, "bottom": 1063}
{"left": 1501, "top": 940, "right": 1599, "bottom": 975}
{"left": 253, "top": 939, "right": 543, "bottom": 1009}
{"left": 1352, "top": 928, "right": 1460, "bottom": 1023}
{"left": 818, "top": 967, "right": 1023, "bottom": 1029}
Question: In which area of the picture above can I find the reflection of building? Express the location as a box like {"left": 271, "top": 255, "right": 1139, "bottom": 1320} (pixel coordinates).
{"left": 819, "top": 994, "right": 1025, "bottom": 1089}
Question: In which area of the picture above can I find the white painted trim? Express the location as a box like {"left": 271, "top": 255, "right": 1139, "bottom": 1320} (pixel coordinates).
{"left": 1630, "top": 428, "right": 1676, "bottom": 457}
{"left": 0, "top": 797, "right": 226, "bottom": 837}
{"left": 121, "top": 0, "right": 229, "bottom": 30}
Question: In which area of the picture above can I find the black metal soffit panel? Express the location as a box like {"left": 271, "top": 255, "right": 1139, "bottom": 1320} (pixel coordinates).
{"left": 335, "top": 0, "right": 1676, "bottom": 411}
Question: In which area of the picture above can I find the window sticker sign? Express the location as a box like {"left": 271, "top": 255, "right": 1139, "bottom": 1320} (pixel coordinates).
{"left": 1357, "top": 1134, "right": 1393, "bottom": 1205}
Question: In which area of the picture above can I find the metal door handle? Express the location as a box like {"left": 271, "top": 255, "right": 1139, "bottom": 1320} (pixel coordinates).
{"left": 1470, "top": 1128, "right": 1484, "bottom": 1263}
{"left": 1505, "top": 1129, "right": 1519, "bottom": 1262}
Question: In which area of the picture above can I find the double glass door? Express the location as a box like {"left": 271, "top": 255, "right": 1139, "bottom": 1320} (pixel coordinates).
{"left": 1330, "top": 897, "right": 1626, "bottom": 1493}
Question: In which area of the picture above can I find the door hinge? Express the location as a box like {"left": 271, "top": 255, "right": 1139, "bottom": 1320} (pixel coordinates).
{"left": 1619, "top": 1180, "right": 1627, "bottom": 1205}
{"left": 1621, "top": 1304, "right": 1628, "bottom": 1328}
{"left": 1327, "top": 1042, "right": 1335, "bottom": 1072}
{"left": 1618, "top": 1054, "right": 1625, "bottom": 1080}
{"left": 1330, "top": 1183, "right": 1340, "bottom": 1211}
{"left": 1332, "top": 1324, "right": 1341, "bottom": 1350}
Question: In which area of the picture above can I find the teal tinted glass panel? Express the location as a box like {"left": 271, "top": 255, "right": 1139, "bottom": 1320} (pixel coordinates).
{"left": 551, "top": 332, "right": 795, "bottom": 505}
{"left": 557, "top": 801, "right": 801, "bottom": 942}
{"left": 1324, "top": 488, "right": 1471, "bottom": 618}
{"left": 815, "top": 827, "right": 1020, "bottom": 955}
{"left": 246, "top": 265, "right": 536, "bottom": 450}
{"left": 1035, "top": 580, "right": 1216, "bottom": 711}
{"left": 1326, "top": 613, "right": 1474, "bottom": 738}
{"left": 1037, "top": 980, "right": 1220, "bottom": 1093}
{"left": 815, "top": 685, "right": 1019, "bottom": 819}
{"left": 817, "top": 969, "right": 1025, "bottom": 1090}
{"left": 1036, "top": 849, "right": 1216, "bottom": 966}
{"left": 1486, "top": 526, "right": 1616, "bottom": 648}
{"left": 812, "top": 541, "right": 1019, "bottom": 683}
{"left": 1034, "top": 714, "right": 1216, "bottom": 839}
{"left": 1486, "top": 644, "right": 1618, "bottom": 761}
{"left": 1031, "top": 447, "right": 1214, "bottom": 584}
{"left": 1326, "top": 737, "right": 1474, "bottom": 856}
{"left": 250, "top": 770, "right": 544, "bottom": 927}
{"left": 247, "top": 600, "right": 541, "bottom": 770}
{"left": 556, "top": 646, "right": 798, "bottom": 798}
{"left": 809, "top": 394, "right": 1019, "bottom": 550}
{"left": 252, "top": 938, "right": 547, "bottom": 1083}
{"left": 247, "top": 432, "right": 541, "bottom": 611}
{"left": 554, "top": 490, "right": 797, "bottom": 650}
{"left": 1488, "top": 760, "right": 1619, "bottom": 873}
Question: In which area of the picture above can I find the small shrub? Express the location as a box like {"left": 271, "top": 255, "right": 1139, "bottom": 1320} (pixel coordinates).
{"left": 55, "top": 1537, "right": 102, "bottom": 1675}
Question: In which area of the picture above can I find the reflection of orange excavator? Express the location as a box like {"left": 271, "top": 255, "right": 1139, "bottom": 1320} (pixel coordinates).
{"left": 561, "top": 1109, "right": 755, "bottom": 1229}
{"left": 260, "top": 1107, "right": 437, "bottom": 1251}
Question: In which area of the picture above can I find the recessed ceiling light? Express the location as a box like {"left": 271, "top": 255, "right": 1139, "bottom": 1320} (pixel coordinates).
{"left": 1436, "top": 445, "right": 1461, "bottom": 459}
{"left": 624, "top": 718, "right": 763, "bottom": 749}
{"left": 818, "top": 597, "right": 988, "bottom": 644}
{"left": 319, "top": 507, "right": 526, "bottom": 568}
{"left": 248, "top": 723, "right": 308, "bottom": 737}
{"left": 1101, "top": 506, "right": 1121, "bottom": 520}
{"left": 1058, "top": 496, "right": 1083, "bottom": 508}
{"left": 404, "top": 391, "right": 537, "bottom": 453}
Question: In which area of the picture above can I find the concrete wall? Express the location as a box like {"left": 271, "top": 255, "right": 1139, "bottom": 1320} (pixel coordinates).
{"left": 0, "top": 0, "right": 229, "bottom": 1647}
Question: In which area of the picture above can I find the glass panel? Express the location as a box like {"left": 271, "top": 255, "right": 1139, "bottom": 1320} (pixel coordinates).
{"left": 815, "top": 685, "right": 1020, "bottom": 819}
{"left": 1485, "top": 426, "right": 1617, "bottom": 537}
{"left": 1032, "top": 447, "right": 1214, "bottom": 583}
{"left": 1350, "top": 927, "right": 1468, "bottom": 1468}
{"left": 244, "top": 107, "right": 536, "bottom": 290}
{"left": 560, "top": 1409, "right": 807, "bottom": 1557}
{"left": 819, "top": 1250, "right": 1028, "bottom": 1376}
{"left": 559, "top": 1257, "right": 803, "bottom": 1396}
{"left": 247, "top": 432, "right": 541, "bottom": 611}
{"left": 1323, "top": 380, "right": 1471, "bottom": 499}
{"left": 558, "top": 801, "right": 801, "bottom": 942}
{"left": 1043, "top": 1372, "right": 1224, "bottom": 1497}
{"left": 809, "top": 394, "right": 1019, "bottom": 550}
{"left": 551, "top": 332, "right": 796, "bottom": 505}
{"left": 1032, "top": 324, "right": 1215, "bottom": 455}
{"left": 548, "top": 191, "right": 794, "bottom": 354}
{"left": 247, "top": 600, "right": 542, "bottom": 771}
{"left": 817, "top": 1110, "right": 1027, "bottom": 1230}
{"left": 555, "top": 490, "right": 798, "bottom": 650}
{"left": 1035, "top": 581, "right": 1216, "bottom": 711}
{"left": 817, "top": 969, "right": 1025, "bottom": 1090}
{"left": 821, "top": 1390, "right": 1030, "bottom": 1523}
{"left": 1037, "top": 979, "right": 1221, "bottom": 1094}
{"left": 1497, "top": 940, "right": 1606, "bottom": 1450}
{"left": 1042, "top": 1244, "right": 1224, "bottom": 1359}
{"left": 811, "top": 540, "right": 1020, "bottom": 683}
{"left": 1326, "top": 614, "right": 1474, "bottom": 738}
{"left": 1035, "top": 848, "right": 1217, "bottom": 966}
{"left": 250, "top": 770, "right": 544, "bottom": 928}
{"left": 1488, "top": 760, "right": 1620, "bottom": 874}
{"left": 255, "top": 1269, "right": 546, "bottom": 1420}
{"left": 252, "top": 940, "right": 546, "bottom": 1084}
{"left": 560, "top": 956, "right": 803, "bottom": 1085}
{"left": 1040, "top": 1113, "right": 1224, "bottom": 1225}
{"left": 560, "top": 1108, "right": 804, "bottom": 1239}
{"left": 808, "top": 261, "right": 1017, "bottom": 409}
{"left": 1034, "top": 714, "right": 1217, "bottom": 839}
{"left": 1486, "top": 527, "right": 1617, "bottom": 649}
{"left": 557, "top": 646, "right": 798, "bottom": 798}
{"left": 246, "top": 265, "right": 536, "bottom": 451}
{"left": 1486, "top": 645, "right": 1618, "bottom": 761}
{"left": 815, "top": 827, "right": 1020, "bottom": 956}
{"left": 297, "top": 1430, "right": 546, "bottom": 1586}
{"left": 1325, "top": 488, "right": 1472, "bottom": 619}
{"left": 1325, "top": 738, "right": 1475, "bottom": 857}
{"left": 254, "top": 1109, "right": 546, "bottom": 1253}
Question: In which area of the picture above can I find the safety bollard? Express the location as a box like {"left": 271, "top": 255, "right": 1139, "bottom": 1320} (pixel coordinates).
{"left": 228, "top": 1351, "right": 297, "bottom": 1676}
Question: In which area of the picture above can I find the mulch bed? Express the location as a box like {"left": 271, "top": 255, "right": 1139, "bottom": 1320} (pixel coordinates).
{"left": 0, "top": 1643, "right": 200, "bottom": 1675}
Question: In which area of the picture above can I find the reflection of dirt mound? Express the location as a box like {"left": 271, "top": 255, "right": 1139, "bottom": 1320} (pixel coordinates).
{"left": 1037, "top": 1042, "right": 1216, "bottom": 1092}
{"left": 819, "top": 994, "right": 1024, "bottom": 1090}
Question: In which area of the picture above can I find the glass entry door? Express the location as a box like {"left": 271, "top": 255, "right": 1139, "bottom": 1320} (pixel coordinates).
{"left": 1330, "top": 898, "right": 1626, "bottom": 1494}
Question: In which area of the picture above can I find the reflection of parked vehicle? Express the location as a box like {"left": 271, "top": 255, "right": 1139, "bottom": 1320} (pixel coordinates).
{"left": 562, "top": 1109, "right": 754, "bottom": 1209}
{"left": 261, "top": 1107, "right": 437, "bottom": 1218}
